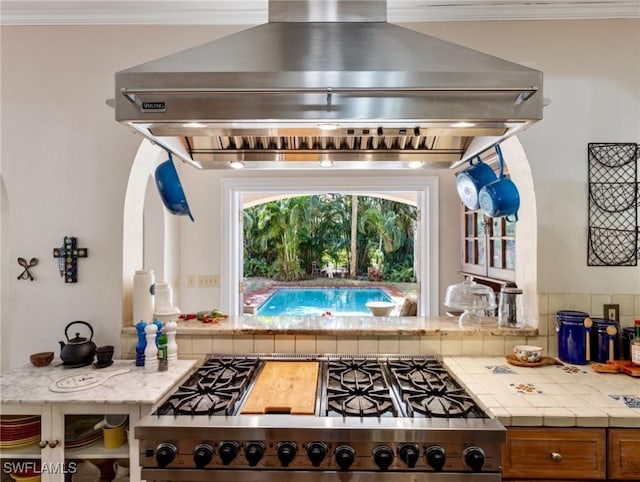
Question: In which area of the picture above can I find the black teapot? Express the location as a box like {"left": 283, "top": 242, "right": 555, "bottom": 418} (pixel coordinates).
{"left": 59, "top": 320, "right": 97, "bottom": 366}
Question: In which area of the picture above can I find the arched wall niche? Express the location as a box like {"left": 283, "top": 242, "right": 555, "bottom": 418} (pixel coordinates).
{"left": 122, "top": 141, "right": 167, "bottom": 326}
{"left": 122, "top": 136, "right": 538, "bottom": 326}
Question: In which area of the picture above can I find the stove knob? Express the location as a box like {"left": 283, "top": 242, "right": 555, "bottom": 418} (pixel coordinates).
{"left": 306, "top": 441, "right": 328, "bottom": 467}
{"left": 244, "top": 441, "right": 266, "bottom": 467}
{"left": 398, "top": 443, "right": 420, "bottom": 468}
{"left": 463, "top": 446, "right": 485, "bottom": 472}
{"left": 425, "top": 446, "right": 446, "bottom": 472}
{"left": 218, "top": 441, "right": 239, "bottom": 465}
{"left": 193, "top": 443, "right": 214, "bottom": 469}
{"left": 276, "top": 441, "right": 298, "bottom": 467}
{"left": 155, "top": 442, "right": 177, "bottom": 468}
{"left": 334, "top": 445, "right": 355, "bottom": 471}
{"left": 372, "top": 445, "right": 394, "bottom": 471}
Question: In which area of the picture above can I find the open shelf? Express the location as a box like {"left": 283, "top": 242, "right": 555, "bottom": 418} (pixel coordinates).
{"left": 65, "top": 442, "right": 129, "bottom": 460}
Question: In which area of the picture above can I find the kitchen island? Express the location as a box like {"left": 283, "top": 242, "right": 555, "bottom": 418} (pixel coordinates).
{"left": 3, "top": 356, "right": 637, "bottom": 480}
{"left": 0, "top": 359, "right": 198, "bottom": 482}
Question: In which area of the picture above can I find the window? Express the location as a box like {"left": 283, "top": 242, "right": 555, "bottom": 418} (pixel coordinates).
{"left": 461, "top": 207, "right": 516, "bottom": 282}
{"left": 221, "top": 176, "right": 440, "bottom": 316}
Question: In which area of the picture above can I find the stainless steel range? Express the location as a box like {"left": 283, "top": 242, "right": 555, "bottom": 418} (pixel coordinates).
{"left": 136, "top": 354, "right": 505, "bottom": 482}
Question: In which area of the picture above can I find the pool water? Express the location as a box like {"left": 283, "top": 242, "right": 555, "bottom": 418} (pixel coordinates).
{"left": 256, "top": 288, "right": 394, "bottom": 316}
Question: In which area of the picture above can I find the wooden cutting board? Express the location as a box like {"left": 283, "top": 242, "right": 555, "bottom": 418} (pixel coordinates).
{"left": 241, "top": 361, "right": 319, "bottom": 414}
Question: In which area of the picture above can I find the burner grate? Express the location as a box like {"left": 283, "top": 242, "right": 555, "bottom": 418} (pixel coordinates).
{"left": 404, "top": 387, "right": 478, "bottom": 418}
{"left": 388, "top": 358, "right": 486, "bottom": 418}
{"left": 165, "top": 387, "right": 240, "bottom": 415}
{"left": 325, "top": 358, "right": 397, "bottom": 417}
{"left": 155, "top": 356, "right": 259, "bottom": 416}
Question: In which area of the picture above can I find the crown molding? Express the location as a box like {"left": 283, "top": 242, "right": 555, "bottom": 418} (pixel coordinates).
{"left": 1, "top": 1, "right": 638, "bottom": 25}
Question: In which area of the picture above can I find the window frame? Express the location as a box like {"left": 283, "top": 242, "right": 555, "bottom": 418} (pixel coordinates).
{"left": 221, "top": 175, "right": 440, "bottom": 316}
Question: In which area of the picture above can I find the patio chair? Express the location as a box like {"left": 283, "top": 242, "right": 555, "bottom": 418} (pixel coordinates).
{"left": 321, "top": 262, "right": 335, "bottom": 278}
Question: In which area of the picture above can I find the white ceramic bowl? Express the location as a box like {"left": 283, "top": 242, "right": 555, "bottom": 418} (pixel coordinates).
{"left": 366, "top": 301, "right": 395, "bottom": 316}
{"left": 513, "top": 344, "right": 544, "bottom": 363}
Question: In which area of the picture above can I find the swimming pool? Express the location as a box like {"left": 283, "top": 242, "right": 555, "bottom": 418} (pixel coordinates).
{"left": 256, "top": 287, "right": 395, "bottom": 316}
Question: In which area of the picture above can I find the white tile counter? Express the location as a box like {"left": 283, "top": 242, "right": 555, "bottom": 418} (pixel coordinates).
{"left": 443, "top": 356, "right": 640, "bottom": 428}
{"left": 0, "top": 359, "right": 197, "bottom": 405}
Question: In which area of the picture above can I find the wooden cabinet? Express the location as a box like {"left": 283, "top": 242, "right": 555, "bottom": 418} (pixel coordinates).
{"left": 503, "top": 427, "right": 640, "bottom": 481}
{"left": 608, "top": 428, "right": 640, "bottom": 480}
{"left": 502, "top": 427, "right": 606, "bottom": 480}
{"left": 1, "top": 403, "right": 142, "bottom": 482}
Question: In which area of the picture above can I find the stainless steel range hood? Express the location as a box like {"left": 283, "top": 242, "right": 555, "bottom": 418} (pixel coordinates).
{"left": 115, "top": 0, "right": 543, "bottom": 169}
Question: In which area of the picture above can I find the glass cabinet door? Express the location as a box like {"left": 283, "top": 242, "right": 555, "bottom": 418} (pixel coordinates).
{"left": 461, "top": 207, "right": 515, "bottom": 282}
{"left": 487, "top": 216, "right": 516, "bottom": 280}
{"left": 462, "top": 210, "right": 487, "bottom": 276}
{"left": 0, "top": 405, "right": 51, "bottom": 482}
{"left": 57, "top": 405, "right": 134, "bottom": 482}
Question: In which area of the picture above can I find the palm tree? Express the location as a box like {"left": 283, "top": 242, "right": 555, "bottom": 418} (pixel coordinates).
{"left": 243, "top": 194, "right": 416, "bottom": 282}
{"left": 350, "top": 195, "right": 358, "bottom": 278}
{"left": 252, "top": 198, "right": 306, "bottom": 281}
{"left": 356, "top": 197, "right": 417, "bottom": 278}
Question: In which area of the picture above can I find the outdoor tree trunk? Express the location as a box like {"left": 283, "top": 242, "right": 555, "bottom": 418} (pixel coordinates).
{"left": 350, "top": 195, "right": 358, "bottom": 278}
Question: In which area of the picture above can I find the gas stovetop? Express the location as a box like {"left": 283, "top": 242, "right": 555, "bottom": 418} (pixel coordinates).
{"left": 155, "top": 354, "right": 487, "bottom": 419}
{"left": 137, "top": 354, "right": 505, "bottom": 479}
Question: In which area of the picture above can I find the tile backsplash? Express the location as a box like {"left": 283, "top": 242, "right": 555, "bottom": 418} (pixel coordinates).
{"left": 120, "top": 292, "right": 640, "bottom": 365}
{"left": 539, "top": 292, "right": 639, "bottom": 364}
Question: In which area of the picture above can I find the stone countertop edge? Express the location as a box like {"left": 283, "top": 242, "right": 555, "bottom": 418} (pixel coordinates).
{"left": 121, "top": 316, "right": 538, "bottom": 336}
{"left": 0, "top": 359, "right": 198, "bottom": 405}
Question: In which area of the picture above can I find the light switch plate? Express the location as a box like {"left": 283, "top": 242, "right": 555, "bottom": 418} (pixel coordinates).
{"left": 603, "top": 304, "right": 619, "bottom": 322}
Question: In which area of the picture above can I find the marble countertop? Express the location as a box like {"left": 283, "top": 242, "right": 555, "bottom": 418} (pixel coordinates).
{"left": 443, "top": 356, "right": 640, "bottom": 428}
{"left": 0, "top": 359, "right": 197, "bottom": 405}
{"left": 122, "top": 316, "right": 537, "bottom": 336}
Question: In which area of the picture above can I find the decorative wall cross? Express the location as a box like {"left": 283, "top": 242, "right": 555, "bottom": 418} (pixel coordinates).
{"left": 52, "top": 236, "right": 88, "bottom": 283}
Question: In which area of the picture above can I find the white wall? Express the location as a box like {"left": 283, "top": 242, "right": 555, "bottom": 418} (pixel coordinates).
{"left": 413, "top": 20, "right": 640, "bottom": 294}
{"left": 173, "top": 167, "right": 460, "bottom": 316}
{"left": 0, "top": 25, "right": 245, "bottom": 369}
{"left": 1, "top": 20, "right": 638, "bottom": 370}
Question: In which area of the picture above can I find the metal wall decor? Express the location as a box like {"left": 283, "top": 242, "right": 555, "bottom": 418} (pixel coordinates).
{"left": 53, "top": 236, "right": 88, "bottom": 282}
{"left": 17, "top": 257, "right": 38, "bottom": 281}
{"left": 587, "top": 143, "right": 639, "bottom": 266}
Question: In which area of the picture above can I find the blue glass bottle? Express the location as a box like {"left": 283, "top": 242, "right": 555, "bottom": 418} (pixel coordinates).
{"left": 153, "top": 319, "right": 163, "bottom": 346}
{"left": 135, "top": 321, "right": 147, "bottom": 367}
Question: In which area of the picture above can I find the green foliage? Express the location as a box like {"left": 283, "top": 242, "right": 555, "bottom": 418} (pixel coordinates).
{"left": 243, "top": 194, "right": 416, "bottom": 281}
{"left": 386, "top": 263, "right": 415, "bottom": 282}
{"left": 243, "top": 258, "right": 273, "bottom": 278}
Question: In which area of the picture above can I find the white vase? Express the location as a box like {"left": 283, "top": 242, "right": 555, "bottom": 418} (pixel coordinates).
{"left": 133, "top": 270, "right": 155, "bottom": 326}
{"left": 154, "top": 280, "right": 181, "bottom": 323}
{"left": 154, "top": 281, "right": 172, "bottom": 311}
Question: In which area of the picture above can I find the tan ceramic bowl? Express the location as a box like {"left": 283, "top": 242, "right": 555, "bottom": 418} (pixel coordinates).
{"left": 513, "top": 345, "right": 543, "bottom": 363}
